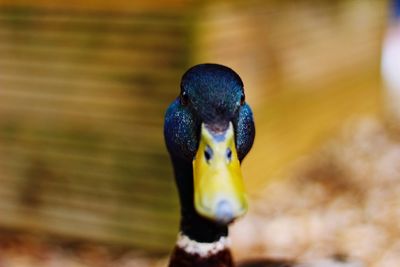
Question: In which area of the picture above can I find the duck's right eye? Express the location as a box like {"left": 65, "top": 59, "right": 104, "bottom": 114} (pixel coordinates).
{"left": 181, "top": 91, "right": 189, "bottom": 106}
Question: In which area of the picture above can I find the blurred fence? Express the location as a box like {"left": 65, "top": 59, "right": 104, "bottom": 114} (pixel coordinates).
{"left": 0, "top": 5, "right": 188, "bottom": 252}
{"left": 0, "top": 0, "right": 388, "bottom": 255}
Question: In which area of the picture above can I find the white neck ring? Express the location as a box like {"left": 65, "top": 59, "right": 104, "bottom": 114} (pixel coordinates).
{"left": 176, "top": 232, "right": 231, "bottom": 257}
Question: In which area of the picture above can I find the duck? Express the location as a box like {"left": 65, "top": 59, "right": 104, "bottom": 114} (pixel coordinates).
{"left": 163, "top": 63, "right": 293, "bottom": 267}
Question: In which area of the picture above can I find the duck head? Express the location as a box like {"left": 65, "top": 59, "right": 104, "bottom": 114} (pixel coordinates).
{"left": 164, "top": 63, "right": 255, "bottom": 242}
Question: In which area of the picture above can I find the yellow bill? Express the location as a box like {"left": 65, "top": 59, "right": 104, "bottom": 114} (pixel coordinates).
{"left": 193, "top": 122, "right": 247, "bottom": 224}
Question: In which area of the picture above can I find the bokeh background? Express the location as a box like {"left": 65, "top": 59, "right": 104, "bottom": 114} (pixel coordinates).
{"left": 0, "top": 0, "right": 399, "bottom": 266}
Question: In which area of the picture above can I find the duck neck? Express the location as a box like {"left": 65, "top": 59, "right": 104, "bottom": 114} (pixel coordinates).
{"left": 169, "top": 157, "right": 234, "bottom": 267}
{"left": 169, "top": 233, "right": 234, "bottom": 267}
{"left": 180, "top": 209, "right": 228, "bottom": 243}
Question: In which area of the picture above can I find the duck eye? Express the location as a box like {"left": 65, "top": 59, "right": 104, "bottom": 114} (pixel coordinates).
{"left": 181, "top": 91, "right": 189, "bottom": 106}
{"left": 240, "top": 93, "right": 245, "bottom": 106}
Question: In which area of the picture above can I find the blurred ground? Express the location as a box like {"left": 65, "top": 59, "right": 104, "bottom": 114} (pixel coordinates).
{"left": 231, "top": 117, "right": 400, "bottom": 267}
{"left": 1, "top": 117, "right": 399, "bottom": 267}
{"left": 0, "top": 232, "right": 168, "bottom": 267}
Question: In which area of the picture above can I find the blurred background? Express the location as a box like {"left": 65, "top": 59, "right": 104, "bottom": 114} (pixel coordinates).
{"left": 0, "top": 0, "right": 399, "bottom": 266}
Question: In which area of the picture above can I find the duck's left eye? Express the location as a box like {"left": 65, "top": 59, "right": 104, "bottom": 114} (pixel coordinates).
{"left": 240, "top": 93, "right": 245, "bottom": 106}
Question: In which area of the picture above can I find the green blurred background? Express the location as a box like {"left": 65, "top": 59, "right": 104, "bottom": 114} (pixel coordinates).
{"left": 0, "top": 0, "right": 388, "bottom": 258}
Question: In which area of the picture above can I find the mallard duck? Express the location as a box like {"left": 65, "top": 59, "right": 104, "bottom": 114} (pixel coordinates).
{"left": 163, "top": 63, "right": 292, "bottom": 267}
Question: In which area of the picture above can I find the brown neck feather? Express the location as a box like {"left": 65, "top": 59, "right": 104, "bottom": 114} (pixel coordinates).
{"left": 168, "top": 245, "right": 234, "bottom": 267}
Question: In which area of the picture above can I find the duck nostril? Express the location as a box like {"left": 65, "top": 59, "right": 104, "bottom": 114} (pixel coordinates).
{"left": 204, "top": 145, "right": 213, "bottom": 163}
{"left": 226, "top": 148, "right": 232, "bottom": 162}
